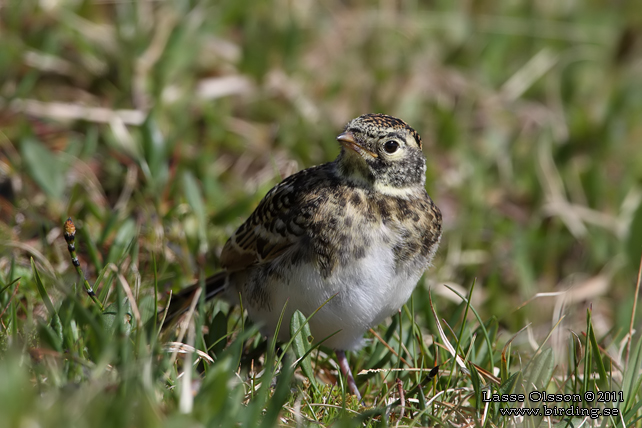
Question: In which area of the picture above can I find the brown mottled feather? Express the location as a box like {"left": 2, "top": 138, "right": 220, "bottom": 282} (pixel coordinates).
{"left": 219, "top": 166, "right": 326, "bottom": 271}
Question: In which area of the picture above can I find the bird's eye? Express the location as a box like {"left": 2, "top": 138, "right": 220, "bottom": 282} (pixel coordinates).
{"left": 383, "top": 141, "right": 399, "bottom": 154}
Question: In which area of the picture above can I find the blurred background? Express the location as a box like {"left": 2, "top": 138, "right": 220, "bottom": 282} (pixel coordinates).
{"left": 1, "top": 0, "right": 642, "bottom": 355}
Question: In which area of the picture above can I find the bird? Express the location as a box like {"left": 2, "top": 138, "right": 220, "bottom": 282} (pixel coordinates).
{"left": 164, "top": 113, "right": 442, "bottom": 399}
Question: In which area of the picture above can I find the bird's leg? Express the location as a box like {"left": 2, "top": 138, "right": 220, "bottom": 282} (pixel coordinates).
{"left": 335, "top": 350, "right": 361, "bottom": 400}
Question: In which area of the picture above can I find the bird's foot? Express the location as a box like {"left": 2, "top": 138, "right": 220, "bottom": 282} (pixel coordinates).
{"left": 335, "top": 349, "right": 361, "bottom": 401}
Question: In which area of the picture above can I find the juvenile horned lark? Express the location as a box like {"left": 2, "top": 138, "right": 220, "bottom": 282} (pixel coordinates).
{"left": 166, "top": 113, "right": 442, "bottom": 399}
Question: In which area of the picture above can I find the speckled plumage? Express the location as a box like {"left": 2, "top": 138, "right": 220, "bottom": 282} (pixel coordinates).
{"left": 166, "top": 114, "right": 442, "bottom": 398}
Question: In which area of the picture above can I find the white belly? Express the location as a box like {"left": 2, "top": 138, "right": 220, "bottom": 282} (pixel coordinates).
{"left": 246, "top": 245, "right": 423, "bottom": 350}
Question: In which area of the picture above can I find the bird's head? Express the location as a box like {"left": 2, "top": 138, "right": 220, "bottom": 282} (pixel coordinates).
{"left": 336, "top": 113, "right": 426, "bottom": 195}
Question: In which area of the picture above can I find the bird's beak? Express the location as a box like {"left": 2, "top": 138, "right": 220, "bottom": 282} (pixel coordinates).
{"left": 336, "top": 131, "right": 378, "bottom": 158}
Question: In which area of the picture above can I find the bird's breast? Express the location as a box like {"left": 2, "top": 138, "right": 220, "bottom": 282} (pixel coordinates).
{"left": 244, "top": 224, "right": 427, "bottom": 350}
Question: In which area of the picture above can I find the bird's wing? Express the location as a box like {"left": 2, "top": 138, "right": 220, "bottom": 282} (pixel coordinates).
{"left": 220, "top": 165, "right": 329, "bottom": 271}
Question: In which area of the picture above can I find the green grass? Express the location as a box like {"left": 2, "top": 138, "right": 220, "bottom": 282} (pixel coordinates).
{"left": 2, "top": 0, "right": 642, "bottom": 426}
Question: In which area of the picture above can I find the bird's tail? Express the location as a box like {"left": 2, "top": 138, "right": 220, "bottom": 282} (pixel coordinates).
{"left": 160, "top": 272, "right": 227, "bottom": 327}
